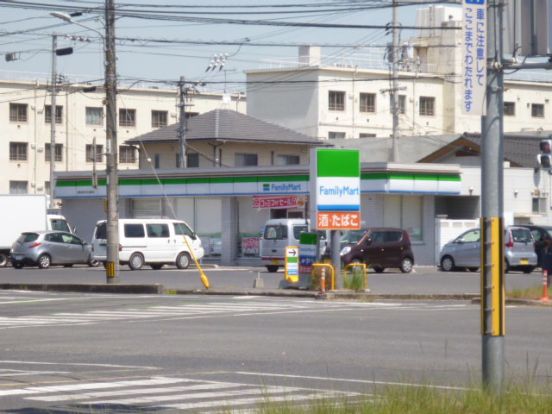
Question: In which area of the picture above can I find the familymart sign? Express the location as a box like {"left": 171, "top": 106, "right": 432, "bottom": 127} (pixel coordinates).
{"left": 310, "top": 148, "right": 361, "bottom": 230}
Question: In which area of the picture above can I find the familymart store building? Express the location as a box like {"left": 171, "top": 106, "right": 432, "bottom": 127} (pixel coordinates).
{"left": 55, "top": 162, "right": 462, "bottom": 266}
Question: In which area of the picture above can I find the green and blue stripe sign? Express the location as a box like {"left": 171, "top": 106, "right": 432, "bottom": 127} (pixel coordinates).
{"left": 310, "top": 148, "right": 361, "bottom": 230}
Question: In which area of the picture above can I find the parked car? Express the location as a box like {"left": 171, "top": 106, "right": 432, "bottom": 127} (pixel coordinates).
{"left": 10, "top": 231, "right": 97, "bottom": 269}
{"left": 518, "top": 225, "right": 552, "bottom": 268}
{"left": 439, "top": 226, "right": 537, "bottom": 273}
{"left": 91, "top": 218, "right": 204, "bottom": 270}
{"left": 340, "top": 227, "right": 414, "bottom": 273}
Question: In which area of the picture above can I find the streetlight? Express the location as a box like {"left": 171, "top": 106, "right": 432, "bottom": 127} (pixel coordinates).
{"left": 52, "top": 5, "right": 119, "bottom": 283}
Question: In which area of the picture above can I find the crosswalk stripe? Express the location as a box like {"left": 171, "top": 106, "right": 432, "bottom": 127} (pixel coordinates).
{"left": 164, "top": 392, "right": 335, "bottom": 411}
{"left": 86, "top": 386, "right": 304, "bottom": 405}
{"left": 0, "top": 377, "right": 186, "bottom": 397}
{"left": 27, "top": 382, "right": 243, "bottom": 402}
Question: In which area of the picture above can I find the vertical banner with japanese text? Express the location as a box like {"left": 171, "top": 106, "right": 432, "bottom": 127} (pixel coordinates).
{"left": 462, "top": 0, "right": 487, "bottom": 115}
{"left": 310, "top": 148, "right": 361, "bottom": 230}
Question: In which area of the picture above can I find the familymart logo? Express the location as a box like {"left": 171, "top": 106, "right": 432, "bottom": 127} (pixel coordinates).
{"left": 262, "top": 183, "right": 302, "bottom": 193}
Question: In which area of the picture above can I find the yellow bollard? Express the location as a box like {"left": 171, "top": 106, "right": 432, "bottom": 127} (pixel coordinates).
{"left": 311, "top": 263, "right": 335, "bottom": 291}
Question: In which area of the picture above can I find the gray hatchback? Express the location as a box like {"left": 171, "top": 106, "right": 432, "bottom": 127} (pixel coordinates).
{"left": 439, "top": 226, "right": 537, "bottom": 273}
{"left": 10, "top": 231, "right": 96, "bottom": 269}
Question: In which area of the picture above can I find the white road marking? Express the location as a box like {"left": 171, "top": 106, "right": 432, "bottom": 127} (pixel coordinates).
{"left": 234, "top": 371, "right": 469, "bottom": 391}
{"left": 0, "top": 376, "right": 185, "bottom": 397}
{"left": 28, "top": 382, "right": 242, "bottom": 402}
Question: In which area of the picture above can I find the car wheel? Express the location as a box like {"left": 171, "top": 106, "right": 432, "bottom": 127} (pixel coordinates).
{"left": 522, "top": 266, "right": 535, "bottom": 274}
{"left": 88, "top": 258, "right": 100, "bottom": 267}
{"left": 266, "top": 265, "right": 279, "bottom": 273}
{"left": 151, "top": 263, "right": 164, "bottom": 270}
{"left": 400, "top": 257, "right": 414, "bottom": 273}
{"left": 504, "top": 259, "right": 510, "bottom": 274}
{"left": 0, "top": 253, "right": 8, "bottom": 268}
{"left": 37, "top": 254, "right": 51, "bottom": 269}
{"left": 12, "top": 261, "right": 23, "bottom": 269}
{"left": 128, "top": 253, "right": 144, "bottom": 270}
{"left": 373, "top": 266, "right": 385, "bottom": 273}
{"left": 440, "top": 256, "right": 455, "bottom": 272}
{"left": 176, "top": 252, "right": 191, "bottom": 269}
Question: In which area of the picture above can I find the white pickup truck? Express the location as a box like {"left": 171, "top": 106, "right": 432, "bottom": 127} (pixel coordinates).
{"left": 0, "top": 194, "right": 73, "bottom": 267}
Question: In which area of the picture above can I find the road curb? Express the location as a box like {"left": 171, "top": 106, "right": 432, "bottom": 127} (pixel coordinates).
{"left": 471, "top": 297, "right": 552, "bottom": 307}
{"left": 0, "top": 283, "right": 163, "bottom": 294}
{"left": 168, "top": 288, "right": 321, "bottom": 298}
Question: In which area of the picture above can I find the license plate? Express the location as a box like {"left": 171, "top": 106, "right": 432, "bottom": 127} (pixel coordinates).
{"left": 13, "top": 255, "right": 23, "bottom": 261}
{"left": 519, "top": 258, "right": 529, "bottom": 265}
{"left": 271, "top": 259, "right": 280, "bottom": 265}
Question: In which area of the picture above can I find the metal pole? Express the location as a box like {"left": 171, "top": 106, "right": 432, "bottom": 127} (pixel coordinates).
{"left": 390, "top": 0, "right": 400, "bottom": 162}
{"left": 177, "top": 76, "right": 187, "bottom": 168}
{"left": 105, "top": 0, "right": 119, "bottom": 282}
{"left": 331, "top": 230, "right": 341, "bottom": 289}
{"left": 49, "top": 34, "right": 57, "bottom": 208}
{"left": 481, "top": 0, "right": 504, "bottom": 393}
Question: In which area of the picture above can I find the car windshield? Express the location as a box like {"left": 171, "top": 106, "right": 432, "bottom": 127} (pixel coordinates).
{"left": 17, "top": 233, "right": 39, "bottom": 243}
{"left": 95, "top": 222, "right": 107, "bottom": 240}
{"left": 50, "top": 218, "right": 71, "bottom": 232}
{"left": 511, "top": 228, "right": 532, "bottom": 243}
{"left": 340, "top": 230, "right": 366, "bottom": 244}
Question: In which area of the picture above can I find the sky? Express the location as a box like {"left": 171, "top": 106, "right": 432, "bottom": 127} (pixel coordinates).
{"left": 0, "top": 1, "right": 455, "bottom": 94}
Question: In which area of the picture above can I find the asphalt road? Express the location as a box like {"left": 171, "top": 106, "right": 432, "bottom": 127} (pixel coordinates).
{"left": 0, "top": 291, "right": 550, "bottom": 413}
{"left": 0, "top": 264, "right": 544, "bottom": 294}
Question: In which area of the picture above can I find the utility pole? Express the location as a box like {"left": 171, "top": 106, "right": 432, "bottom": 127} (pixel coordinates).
{"left": 177, "top": 76, "right": 188, "bottom": 169}
{"left": 390, "top": 0, "right": 400, "bottom": 162}
{"left": 105, "top": 0, "right": 119, "bottom": 282}
{"left": 49, "top": 34, "right": 57, "bottom": 209}
{"left": 481, "top": 0, "right": 504, "bottom": 393}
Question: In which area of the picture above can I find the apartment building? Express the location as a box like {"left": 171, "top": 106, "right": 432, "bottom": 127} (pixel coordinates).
{"left": 1, "top": 78, "right": 245, "bottom": 196}
{"left": 246, "top": 6, "right": 552, "bottom": 140}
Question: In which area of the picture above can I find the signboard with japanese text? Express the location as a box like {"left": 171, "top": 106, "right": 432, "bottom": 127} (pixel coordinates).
{"left": 252, "top": 195, "right": 305, "bottom": 210}
{"left": 309, "top": 148, "right": 361, "bottom": 230}
{"left": 285, "top": 245, "right": 299, "bottom": 282}
{"left": 299, "top": 232, "right": 318, "bottom": 276}
{"left": 462, "top": 0, "right": 487, "bottom": 115}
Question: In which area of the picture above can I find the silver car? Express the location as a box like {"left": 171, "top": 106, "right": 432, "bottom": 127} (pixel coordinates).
{"left": 439, "top": 226, "right": 537, "bottom": 273}
{"left": 10, "top": 231, "right": 96, "bottom": 269}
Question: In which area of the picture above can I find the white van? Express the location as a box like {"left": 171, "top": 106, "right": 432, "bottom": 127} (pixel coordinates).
{"left": 91, "top": 219, "right": 204, "bottom": 270}
{"left": 259, "top": 218, "right": 327, "bottom": 273}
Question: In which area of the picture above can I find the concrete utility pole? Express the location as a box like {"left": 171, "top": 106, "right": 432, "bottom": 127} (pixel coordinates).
{"left": 49, "top": 34, "right": 57, "bottom": 208}
{"left": 390, "top": 0, "right": 400, "bottom": 162}
{"left": 105, "top": 0, "right": 119, "bottom": 282}
{"left": 481, "top": 0, "right": 505, "bottom": 393}
{"left": 177, "top": 76, "right": 188, "bottom": 169}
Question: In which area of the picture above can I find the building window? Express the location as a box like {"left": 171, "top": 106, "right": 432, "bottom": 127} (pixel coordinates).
{"left": 119, "top": 108, "right": 136, "bottom": 127}
{"left": 45, "top": 105, "right": 63, "bottom": 124}
{"left": 359, "top": 93, "right": 376, "bottom": 113}
{"left": 235, "top": 153, "right": 258, "bottom": 167}
{"left": 532, "top": 103, "right": 544, "bottom": 118}
{"left": 154, "top": 154, "right": 160, "bottom": 169}
{"left": 419, "top": 96, "right": 435, "bottom": 116}
{"left": 276, "top": 154, "right": 300, "bottom": 165}
{"left": 398, "top": 95, "right": 406, "bottom": 114}
{"left": 532, "top": 197, "right": 547, "bottom": 214}
{"left": 9, "top": 103, "right": 27, "bottom": 122}
{"left": 85, "top": 144, "right": 103, "bottom": 162}
{"left": 504, "top": 101, "right": 515, "bottom": 116}
{"left": 359, "top": 133, "right": 377, "bottom": 138}
{"left": 9, "top": 180, "right": 28, "bottom": 194}
{"left": 328, "top": 91, "right": 345, "bottom": 111}
{"left": 119, "top": 145, "right": 136, "bottom": 163}
{"left": 328, "top": 131, "right": 346, "bottom": 139}
{"left": 187, "top": 153, "right": 199, "bottom": 167}
{"left": 45, "top": 143, "right": 63, "bottom": 162}
{"left": 86, "top": 107, "right": 103, "bottom": 125}
{"left": 151, "top": 110, "right": 168, "bottom": 128}
{"left": 9, "top": 142, "right": 27, "bottom": 161}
